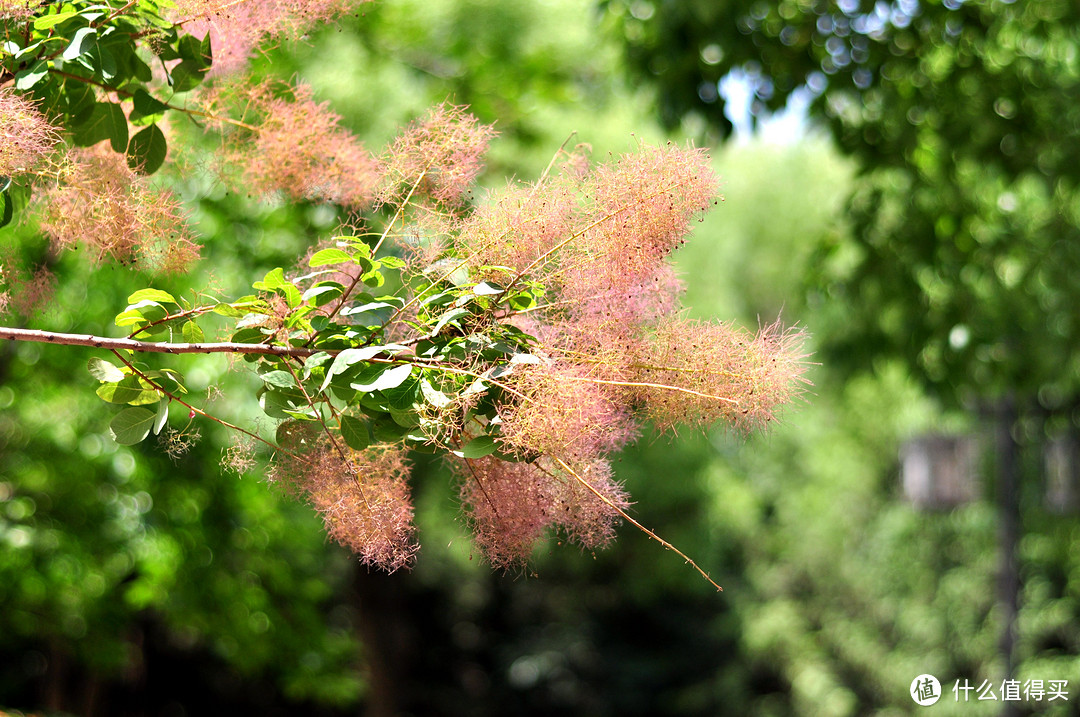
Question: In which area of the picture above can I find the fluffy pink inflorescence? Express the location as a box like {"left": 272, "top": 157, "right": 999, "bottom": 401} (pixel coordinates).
{"left": 0, "top": 262, "right": 56, "bottom": 318}
{"left": 456, "top": 455, "right": 629, "bottom": 568}
{"left": 628, "top": 317, "right": 810, "bottom": 434}
{"left": 555, "top": 263, "right": 686, "bottom": 354}
{"left": 173, "top": 0, "right": 366, "bottom": 75}
{"left": 216, "top": 82, "right": 378, "bottom": 208}
{"left": 455, "top": 179, "right": 577, "bottom": 275}
{"left": 0, "top": 0, "right": 40, "bottom": 20}
{"left": 376, "top": 104, "right": 496, "bottom": 209}
{"left": 273, "top": 438, "right": 418, "bottom": 572}
{"left": 0, "top": 88, "right": 59, "bottom": 176}
{"left": 36, "top": 146, "right": 200, "bottom": 273}
{"left": 580, "top": 142, "right": 716, "bottom": 283}
{"left": 497, "top": 362, "right": 638, "bottom": 461}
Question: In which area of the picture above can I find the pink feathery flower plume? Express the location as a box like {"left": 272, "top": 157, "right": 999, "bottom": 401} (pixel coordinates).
{"left": 0, "top": 88, "right": 60, "bottom": 177}
{"left": 36, "top": 146, "right": 200, "bottom": 274}
{"left": 629, "top": 318, "right": 811, "bottom": 434}
{"left": 209, "top": 81, "right": 378, "bottom": 208}
{"left": 172, "top": 0, "right": 367, "bottom": 75}
{"left": 272, "top": 440, "right": 418, "bottom": 572}
{"left": 456, "top": 456, "right": 629, "bottom": 568}
{"left": 581, "top": 142, "right": 717, "bottom": 282}
{"left": 496, "top": 363, "right": 638, "bottom": 461}
{"left": 456, "top": 179, "right": 578, "bottom": 275}
{"left": 376, "top": 104, "right": 497, "bottom": 209}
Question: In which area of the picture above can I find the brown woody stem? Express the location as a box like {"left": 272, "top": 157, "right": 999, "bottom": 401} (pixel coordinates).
{"left": 0, "top": 326, "right": 323, "bottom": 357}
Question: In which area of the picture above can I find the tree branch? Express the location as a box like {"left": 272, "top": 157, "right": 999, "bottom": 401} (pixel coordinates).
{"left": 0, "top": 326, "right": 323, "bottom": 357}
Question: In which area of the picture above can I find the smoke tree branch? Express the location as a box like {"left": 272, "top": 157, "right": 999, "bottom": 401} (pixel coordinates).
{"left": 0, "top": 326, "right": 324, "bottom": 357}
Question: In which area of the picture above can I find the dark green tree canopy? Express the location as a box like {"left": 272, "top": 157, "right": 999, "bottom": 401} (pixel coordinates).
{"left": 609, "top": 0, "right": 1080, "bottom": 409}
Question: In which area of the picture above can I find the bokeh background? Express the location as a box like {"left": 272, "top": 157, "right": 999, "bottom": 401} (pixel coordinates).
{"left": 2, "top": 0, "right": 1079, "bottom": 715}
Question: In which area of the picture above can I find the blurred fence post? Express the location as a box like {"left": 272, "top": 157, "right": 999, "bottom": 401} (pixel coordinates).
{"left": 1045, "top": 430, "right": 1080, "bottom": 514}
{"left": 996, "top": 399, "right": 1020, "bottom": 717}
{"left": 899, "top": 434, "right": 980, "bottom": 509}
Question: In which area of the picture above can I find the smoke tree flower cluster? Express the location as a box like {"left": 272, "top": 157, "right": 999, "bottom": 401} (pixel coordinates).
{"left": 0, "top": 0, "right": 809, "bottom": 588}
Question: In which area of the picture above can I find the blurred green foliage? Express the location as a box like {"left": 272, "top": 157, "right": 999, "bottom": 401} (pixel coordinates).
{"left": 4, "top": 0, "right": 1080, "bottom": 715}
{"left": 608, "top": 0, "right": 1080, "bottom": 408}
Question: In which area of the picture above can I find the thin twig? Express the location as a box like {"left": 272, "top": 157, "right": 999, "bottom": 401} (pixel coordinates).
{"left": 556, "top": 374, "right": 739, "bottom": 406}
{"left": 0, "top": 326, "right": 325, "bottom": 357}
{"left": 109, "top": 349, "right": 298, "bottom": 460}
{"left": 550, "top": 455, "right": 722, "bottom": 592}
{"left": 528, "top": 131, "right": 577, "bottom": 196}
{"left": 281, "top": 359, "right": 371, "bottom": 508}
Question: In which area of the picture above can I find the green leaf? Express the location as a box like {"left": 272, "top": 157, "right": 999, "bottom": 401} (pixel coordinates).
{"left": 123, "top": 300, "right": 169, "bottom": 324}
{"left": 339, "top": 415, "right": 370, "bottom": 450}
{"left": 420, "top": 378, "right": 453, "bottom": 408}
{"left": 259, "top": 370, "right": 296, "bottom": 389}
{"left": 128, "top": 89, "right": 170, "bottom": 126}
{"left": 126, "top": 124, "right": 167, "bottom": 174}
{"left": 72, "top": 102, "right": 128, "bottom": 152}
{"left": 430, "top": 307, "right": 470, "bottom": 336}
{"left": 0, "top": 180, "right": 30, "bottom": 227}
{"left": 33, "top": 10, "right": 79, "bottom": 30}
{"left": 379, "top": 256, "right": 407, "bottom": 270}
{"left": 302, "top": 351, "right": 332, "bottom": 377}
{"left": 110, "top": 407, "right": 156, "bottom": 445}
{"left": 340, "top": 301, "right": 397, "bottom": 326}
{"left": 259, "top": 388, "right": 309, "bottom": 420}
{"left": 90, "top": 43, "right": 117, "bottom": 81}
{"left": 128, "top": 288, "right": 177, "bottom": 305}
{"left": 361, "top": 268, "right": 385, "bottom": 288}
{"left": 308, "top": 248, "right": 352, "bottom": 267}
{"left": 200, "top": 31, "right": 213, "bottom": 66}
{"left": 320, "top": 346, "right": 401, "bottom": 391}
{"left": 371, "top": 416, "right": 407, "bottom": 442}
{"left": 389, "top": 406, "right": 420, "bottom": 428}
{"left": 97, "top": 377, "right": 159, "bottom": 405}
{"left": 253, "top": 267, "right": 302, "bottom": 308}
{"left": 350, "top": 363, "right": 413, "bottom": 392}
{"left": 14, "top": 61, "right": 49, "bottom": 91}
{"left": 230, "top": 327, "right": 268, "bottom": 344}
{"left": 301, "top": 282, "right": 344, "bottom": 307}
{"left": 152, "top": 399, "right": 169, "bottom": 435}
{"left": 462, "top": 435, "right": 499, "bottom": 458}
{"left": 177, "top": 34, "right": 207, "bottom": 64}
{"left": 277, "top": 420, "right": 317, "bottom": 450}
{"left": 473, "top": 281, "right": 504, "bottom": 296}
{"left": 143, "top": 368, "right": 186, "bottom": 394}
{"left": 62, "top": 26, "right": 97, "bottom": 61}
{"left": 181, "top": 320, "right": 204, "bottom": 343}
{"left": 114, "top": 308, "right": 147, "bottom": 328}
{"left": 169, "top": 58, "right": 206, "bottom": 92}
{"left": 213, "top": 298, "right": 266, "bottom": 317}
{"left": 87, "top": 357, "right": 125, "bottom": 383}
{"left": 64, "top": 82, "right": 97, "bottom": 124}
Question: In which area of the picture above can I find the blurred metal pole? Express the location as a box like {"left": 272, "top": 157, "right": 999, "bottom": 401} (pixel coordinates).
{"left": 996, "top": 396, "right": 1020, "bottom": 717}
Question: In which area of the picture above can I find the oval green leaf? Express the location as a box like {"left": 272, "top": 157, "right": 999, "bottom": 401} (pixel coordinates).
{"left": 110, "top": 407, "right": 156, "bottom": 445}
{"left": 339, "top": 415, "right": 371, "bottom": 450}
{"left": 462, "top": 435, "right": 499, "bottom": 459}
{"left": 87, "top": 357, "right": 125, "bottom": 383}
{"left": 259, "top": 370, "right": 296, "bottom": 389}
{"left": 152, "top": 399, "right": 169, "bottom": 435}
{"left": 126, "top": 124, "right": 167, "bottom": 175}
{"left": 181, "top": 320, "right": 204, "bottom": 343}
{"left": 308, "top": 248, "right": 352, "bottom": 267}
{"left": 128, "top": 288, "right": 177, "bottom": 305}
